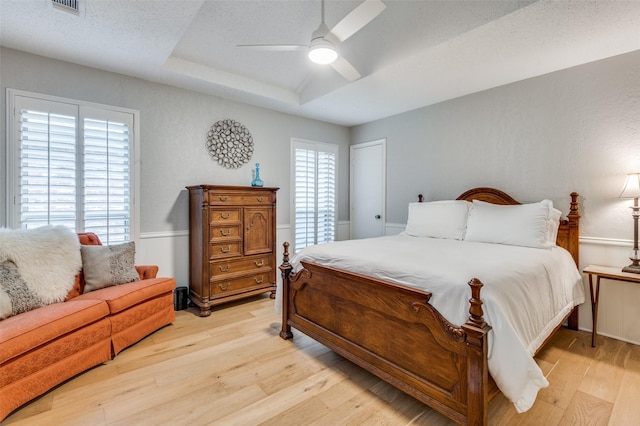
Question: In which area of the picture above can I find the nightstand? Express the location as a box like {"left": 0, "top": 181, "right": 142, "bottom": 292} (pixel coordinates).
{"left": 583, "top": 265, "right": 640, "bottom": 347}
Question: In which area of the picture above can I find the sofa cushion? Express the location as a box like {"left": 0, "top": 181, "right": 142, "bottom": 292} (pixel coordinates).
{"left": 73, "top": 277, "right": 176, "bottom": 315}
{"left": 81, "top": 242, "right": 140, "bottom": 292}
{"left": 0, "top": 316, "right": 111, "bottom": 388}
{"left": 110, "top": 294, "right": 175, "bottom": 355}
{"left": 0, "top": 299, "right": 109, "bottom": 364}
{"left": 0, "top": 324, "right": 111, "bottom": 420}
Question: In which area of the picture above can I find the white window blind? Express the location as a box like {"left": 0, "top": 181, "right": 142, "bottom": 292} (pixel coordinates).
{"left": 8, "top": 91, "right": 137, "bottom": 244}
{"left": 18, "top": 107, "right": 78, "bottom": 229}
{"left": 292, "top": 139, "right": 337, "bottom": 253}
{"left": 82, "top": 116, "right": 131, "bottom": 242}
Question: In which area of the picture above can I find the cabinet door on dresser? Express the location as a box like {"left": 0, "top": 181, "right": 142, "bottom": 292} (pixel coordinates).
{"left": 187, "top": 185, "right": 278, "bottom": 317}
{"left": 244, "top": 207, "right": 272, "bottom": 255}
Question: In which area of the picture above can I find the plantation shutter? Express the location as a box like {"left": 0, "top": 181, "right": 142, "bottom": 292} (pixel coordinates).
{"left": 82, "top": 107, "right": 132, "bottom": 243}
{"left": 293, "top": 140, "right": 337, "bottom": 253}
{"left": 16, "top": 98, "right": 78, "bottom": 229}
{"left": 316, "top": 150, "right": 336, "bottom": 244}
{"left": 10, "top": 93, "right": 135, "bottom": 244}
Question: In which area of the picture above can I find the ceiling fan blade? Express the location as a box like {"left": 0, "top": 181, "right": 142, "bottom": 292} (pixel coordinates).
{"left": 237, "top": 44, "right": 307, "bottom": 51}
{"left": 331, "top": 56, "right": 361, "bottom": 81}
{"left": 327, "top": 0, "right": 386, "bottom": 43}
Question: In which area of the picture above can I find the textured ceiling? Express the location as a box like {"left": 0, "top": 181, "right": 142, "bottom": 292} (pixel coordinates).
{"left": 1, "top": 0, "right": 639, "bottom": 126}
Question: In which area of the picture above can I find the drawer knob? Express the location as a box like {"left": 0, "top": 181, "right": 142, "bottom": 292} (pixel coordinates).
{"left": 219, "top": 264, "right": 231, "bottom": 272}
{"left": 220, "top": 229, "right": 231, "bottom": 236}
{"left": 254, "top": 260, "right": 264, "bottom": 267}
{"left": 220, "top": 212, "right": 231, "bottom": 219}
{"left": 220, "top": 245, "right": 231, "bottom": 253}
{"left": 256, "top": 196, "right": 264, "bottom": 202}
{"left": 219, "top": 282, "right": 231, "bottom": 291}
{"left": 219, "top": 196, "right": 228, "bottom": 202}
{"left": 254, "top": 276, "right": 264, "bottom": 284}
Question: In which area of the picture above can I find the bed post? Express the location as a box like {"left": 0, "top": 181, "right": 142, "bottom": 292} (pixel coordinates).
{"left": 463, "top": 278, "right": 491, "bottom": 426}
{"left": 567, "top": 192, "right": 580, "bottom": 266}
{"left": 567, "top": 192, "right": 581, "bottom": 330}
{"left": 279, "top": 242, "right": 293, "bottom": 340}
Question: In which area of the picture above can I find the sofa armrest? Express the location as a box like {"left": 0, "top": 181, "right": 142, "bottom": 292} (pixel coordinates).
{"left": 135, "top": 265, "right": 159, "bottom": 280}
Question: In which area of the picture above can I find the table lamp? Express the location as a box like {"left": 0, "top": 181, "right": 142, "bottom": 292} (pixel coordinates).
{"left": 620, "top": 172, "right": 640, "bottom": 273}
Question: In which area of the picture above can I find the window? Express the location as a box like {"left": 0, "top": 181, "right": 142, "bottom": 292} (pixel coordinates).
{"left": 291, "top": 138, "right": 337, "bottom": 253}
{"left": 6, "top": 90, "right": 138, "bottom": 244}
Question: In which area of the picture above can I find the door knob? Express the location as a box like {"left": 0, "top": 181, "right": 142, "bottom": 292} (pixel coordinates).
{"left": 375, "top": 215, "right": 381, "bottom": 219}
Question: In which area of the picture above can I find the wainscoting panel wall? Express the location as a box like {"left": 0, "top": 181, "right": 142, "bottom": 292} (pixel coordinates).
{"left": 139, "top": 225, "right": 639, "bottom": 345}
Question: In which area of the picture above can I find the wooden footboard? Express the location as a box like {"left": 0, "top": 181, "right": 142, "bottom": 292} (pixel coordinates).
{"left": 279, "top": 243, "right": 492, "bottom": 425}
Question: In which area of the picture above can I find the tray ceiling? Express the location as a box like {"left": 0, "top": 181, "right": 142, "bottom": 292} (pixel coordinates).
{"left": 1, "top": 0, "right": 639, "bottom": 126}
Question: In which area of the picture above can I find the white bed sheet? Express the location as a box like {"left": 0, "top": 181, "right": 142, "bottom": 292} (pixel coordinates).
{"left": 277, "top": 234, "right": 585, "bottom": 413}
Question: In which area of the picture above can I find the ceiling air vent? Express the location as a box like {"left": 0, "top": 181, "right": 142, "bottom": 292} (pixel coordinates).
{"left": 51, "top": 0, "right": 80, "bottom": 15}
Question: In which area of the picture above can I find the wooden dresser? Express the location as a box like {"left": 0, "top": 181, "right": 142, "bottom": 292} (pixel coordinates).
{"left": 187, "top": 185, "right": 278, "bottom": 317}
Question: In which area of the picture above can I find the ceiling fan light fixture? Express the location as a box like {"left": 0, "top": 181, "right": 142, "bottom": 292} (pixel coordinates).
{"left": 308, "top": 41, "right": 338, "bottom": 64}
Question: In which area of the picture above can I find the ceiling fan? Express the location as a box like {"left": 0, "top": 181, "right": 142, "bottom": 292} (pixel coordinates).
{"left": 237, "top": 0, "right": 386, "bottom": 82}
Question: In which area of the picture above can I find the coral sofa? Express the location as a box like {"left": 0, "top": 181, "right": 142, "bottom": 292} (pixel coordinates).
{"left": 0, "top": 232, "right": 176, "bottom": 421}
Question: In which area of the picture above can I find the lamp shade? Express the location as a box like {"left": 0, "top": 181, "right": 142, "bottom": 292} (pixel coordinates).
{"left": 308, "top": 39, "right": 337, "bottom": 64}
{"left": 620, "top": 173, "right": 640, "bottom": 199}
{"left": 308, "top": 22, "right": 337, "bottom": 65}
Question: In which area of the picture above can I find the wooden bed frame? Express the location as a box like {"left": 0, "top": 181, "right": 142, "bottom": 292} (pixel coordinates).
{"left": 279, "top": 188, "right": 580, "bottom": 426}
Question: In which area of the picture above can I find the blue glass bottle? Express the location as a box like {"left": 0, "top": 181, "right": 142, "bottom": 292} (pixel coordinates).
{"left": 251, "top": 163, "right": 264, "bottom": 187}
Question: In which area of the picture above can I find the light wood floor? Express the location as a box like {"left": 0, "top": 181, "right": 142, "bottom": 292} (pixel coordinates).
{"left": 5, "top": 295, "right": 640, "bottom": 425}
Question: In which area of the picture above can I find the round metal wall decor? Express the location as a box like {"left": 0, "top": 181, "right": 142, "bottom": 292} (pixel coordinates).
{"left": 206, "top": 119, "right": 254, "bottom": 169}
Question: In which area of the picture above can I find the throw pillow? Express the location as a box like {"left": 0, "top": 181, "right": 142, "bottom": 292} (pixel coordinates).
{"left": 0, "top": 225, "right": 82, "bottom": 305}
{"left": 81, "top": 242, "right": 140, "bottom": 292}
{"left": 0, "top": 260, "right": 45, "bottom": 320}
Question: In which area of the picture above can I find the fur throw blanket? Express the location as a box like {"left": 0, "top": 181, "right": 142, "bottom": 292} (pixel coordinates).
{"left": 0, "top": 226, "right": 81, "bottom": 318}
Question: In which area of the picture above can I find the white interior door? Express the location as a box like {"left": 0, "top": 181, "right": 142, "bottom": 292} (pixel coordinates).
{"left": 350, "top": 139, "right": 386, "bottom": 239}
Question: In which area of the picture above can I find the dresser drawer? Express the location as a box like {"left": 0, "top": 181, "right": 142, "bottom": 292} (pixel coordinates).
{"left": 211, "top": 272, "right": 271, "bottom": 295}
{"left": 208, "top": 192, "right": 273, "bottom": 206}
{"left": 210, "top": 255, "right": 273, "bottom": 278}
{"left": 209, "top": 207, "right": 241, "bottom": 224}
{"left": 210, "top": 224, "right": 241, "bottom": 240}
{"left": 209, "top": 241, "right": 242, "bottom": 259}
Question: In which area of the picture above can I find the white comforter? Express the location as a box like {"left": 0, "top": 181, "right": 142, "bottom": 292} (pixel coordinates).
{"left": 278, "top": 234, "right": 584, "bottom": 413}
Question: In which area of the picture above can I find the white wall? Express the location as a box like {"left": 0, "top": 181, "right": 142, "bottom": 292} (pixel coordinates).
{"left": 0, "top": 47, "right": 351, "bottom": 287}
{"left": 352, "top": 50, "right": 640, "bottom": 344}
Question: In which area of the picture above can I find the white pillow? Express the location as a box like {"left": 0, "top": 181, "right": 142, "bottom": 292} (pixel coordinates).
{"left": 547, "top": 208, "right": 562, "bottom": 246}
{"left": 405, "top": 200, "right": 471, "bottom": 240}
{"left": 464, "top": 199, "right": 554, "bottom": 249}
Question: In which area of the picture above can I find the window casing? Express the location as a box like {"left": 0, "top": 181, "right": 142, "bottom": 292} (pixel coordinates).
{"left": 6, "top": 90, "right": 138, "bottom": 244}
{"left": 291, "top": 138, "right": 338, "bottom": 253}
